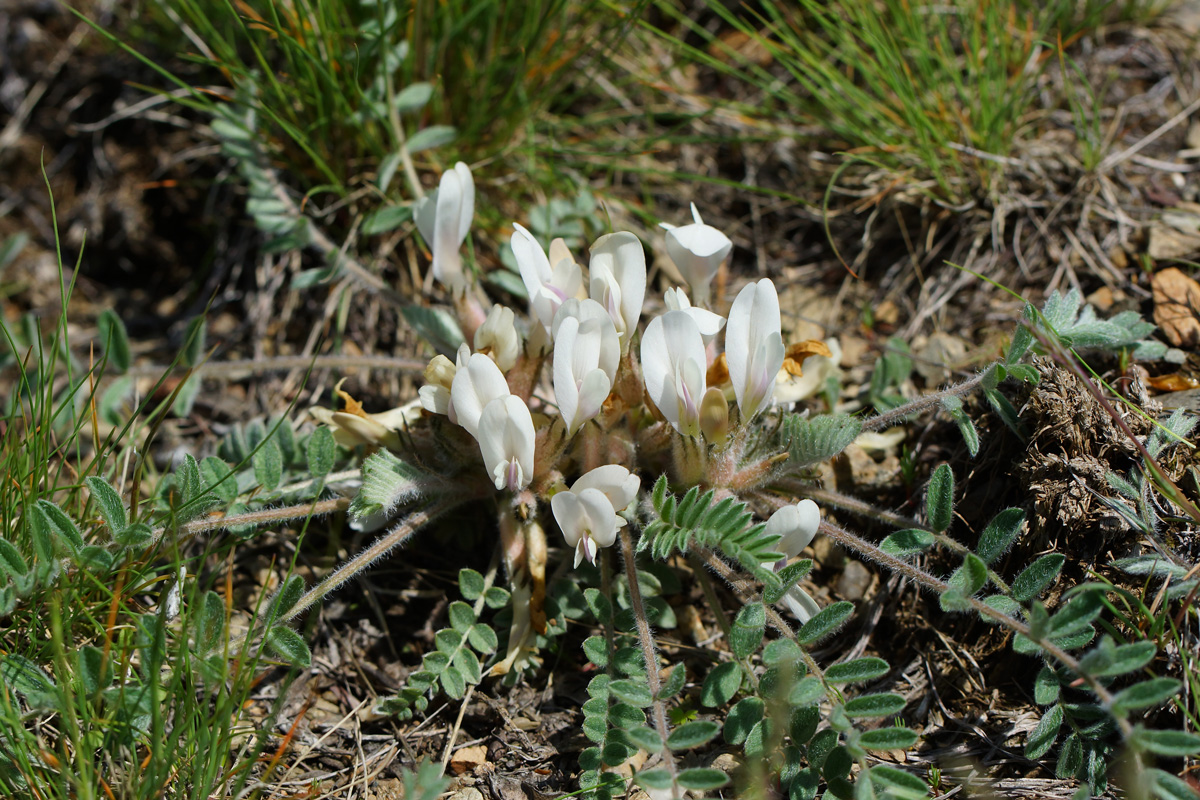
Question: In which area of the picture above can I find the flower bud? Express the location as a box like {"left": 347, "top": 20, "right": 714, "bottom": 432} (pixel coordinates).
{"left": 699, "top": 386, "right": 729, "bottom": 445}
{"left": 475, "top": 304, "right": 522, "bottom": 371}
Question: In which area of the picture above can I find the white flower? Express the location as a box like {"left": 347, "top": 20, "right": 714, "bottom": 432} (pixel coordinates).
{"left": 589, "top": 232, "right": 646, "bottom": 354}
{"left": 664, "top": 287, "right": 725, "bottom": 344}
{"left": 511, "top": 222, "right": 583, "bottom": 337}
{"left": 641, "top": 310, "right": 707, "bottom": 437}
{"left": 551, "top": 465, "right": 641, "bottom": 567}
{"left": 764, "top": 499, "right": 821, "bottom": 558}
{"left": 764, "top": 499, "right": 823, "bottom": 623}
{"left": 449, "top": 351, "right": 511, "bottom": 439}
{"left": 414, "top": 162, "right": 474, "bottom": 295}
{"left": 571, "top": 464, "right": 641, "bottom": 513}
{"left": 477, "top": 395, "right": 535, "bottom": 491}
{"left": 726, "top": 279, "right": 786, "bottom": 422}
{"left": 418, "top": 353, "right": 457, "bottom": 416}
{"left": 474, "top": 304, "right": 522, "bottom": 371}
{"left": 552, "top": 299, "right": 620, "bottom": 435}
{"left": 661, "top": 203, "right": 732, "bottom": 307}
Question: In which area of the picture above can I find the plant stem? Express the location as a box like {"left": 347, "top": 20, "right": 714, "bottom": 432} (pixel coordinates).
{"left": 798, "top": 484, "right": 924, "bottom": 530}
{"left": 154, "top": 497, "right": 349, "bottom": 545}
{"left": 689, "top": 553, "right": 758, "bottom": 692}
{"left": 817, "top": 518, "right": 1132, "bottom": 738}
{"left": 618, "top": 528, "right": 679, "bottom": 789}
{"left": 860, "top": 373, "right": 984, "bottom": 433}
{"left": 223, "top": 499, "right": 455, "bottom": 655}
{"left": 789, "top": 486, "right": 1012, "bottom": 593}
{"left": 692, "top": 545, "right": 827, "bottom": 686}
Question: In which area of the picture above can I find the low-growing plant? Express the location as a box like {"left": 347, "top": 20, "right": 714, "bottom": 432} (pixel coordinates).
{"left": 4, "top": 167, "right": 1199, "bottom": 798}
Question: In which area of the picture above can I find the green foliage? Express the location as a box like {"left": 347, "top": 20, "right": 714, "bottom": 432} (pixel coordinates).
{"left": 925, "top": 464, "right": 954, "bottom": 533}
{"left": 782, "top": 413, "right": 863, "bottom": 468}
{"left": 798, "top": 601, "right": 855, "bottom": 646}
{"left": 1036, "top": 289, "right": 1180, "bottom": 360}
{"left": 641, "top": 477, "right": 782, "bottom": 590}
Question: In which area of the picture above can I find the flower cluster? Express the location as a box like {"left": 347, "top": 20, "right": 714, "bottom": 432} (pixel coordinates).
{"left": 319, "top": 163, "right": 840, "bottom": 610}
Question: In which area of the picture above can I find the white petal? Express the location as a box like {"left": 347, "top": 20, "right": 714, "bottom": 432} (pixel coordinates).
{"left": 553, "top": 315, "right": 583, "bottom": 433}
{"left": 451, "top": 162, "right": 475, "bottom": 242}
{"left": 664, "top": 287, "right": 691, "bottom": 312}
{"left": 641, "top": 310, "right": 707, "bottom": 437}
{"left": 765, "top": 500, "right": 821, "bottom": 558}
{"left": 572, "top": 465, "right": 640, "bottom": 512}
{"left": 475, "top": 304, "right": 521, "bottom": 371}
{"left": 664, "top": 208, "right": 731, "bottom": 307}
{"left": 783, "top": 586, "right": 821, "bottom": 624}
{"left": 551, "top": 491, "right": 586, "bottom": 547}
{"left": 431, "top": 165, "right": 473, "bottom": 292}
{"left": 663, "top": 287, "right": 725, "bottom": 340}
{"left": 589, "top": 232, "right": 646, "bottom": 353}
{"left": 477, "top": 395, "right": 534, "bottom": 491}
{"left": 764, "top": 504, "right": 803, "bottom": 557}
{"left": 512, "top": 223, "right": 552, "bottom": 302}
{"left": 419, "top": 384, "right": 451, "bottom": 415}
{"left": 640, "top": 316, "right": 674, "bottom": 426}
{"left": 574, "top": 370, "right": 613, "bottom": 433}
{"left": 726, "top": 279, "right": 784, "bottom": 421}
{"left": 450, "top": 353, "right": 510, "bottom": 438}
{"left": 575, "top": 487, "right": 621, "bottom": 549}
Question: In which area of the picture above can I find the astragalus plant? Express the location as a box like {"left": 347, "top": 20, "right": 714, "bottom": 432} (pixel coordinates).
{"left": 262, "top": 163, "right": 1193, "bottom": 799}
{"left": 14, "top": 163, "right": 1195, "bottom": 799}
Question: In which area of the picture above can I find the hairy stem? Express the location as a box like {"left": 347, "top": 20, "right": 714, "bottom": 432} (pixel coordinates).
{"left": 783, "top": 486, "right": 1012, "bottom": 593}
{"left": 692, "top": 545, "right": 827, "bottom": 686}
{"left": 818, "top": 519, "right": 1132, "bottom": 738}
{"left": 618, "top": 528, "right": 679, "bottom": 788}
{"left": 689, "top": 553, "right": 758, "bottom": 692}
{"left": 797, "top": 484, "right": 924, "bottom": 530}
{"left": 155, "top": 497, "right": 349, "bottom": 545}
{"left": 226, "top": 500, "right": 454, "bottom": 654}
{"left": 860, "top": 373, "right": 984, "bottom": 433}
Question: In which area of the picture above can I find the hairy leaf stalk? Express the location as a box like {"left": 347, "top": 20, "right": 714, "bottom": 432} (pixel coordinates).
{"left": 619, "top": 528, "right": 680, "bottom": 791}
{"left": 818, "top": 519, "right": 1132, "bottom": 738}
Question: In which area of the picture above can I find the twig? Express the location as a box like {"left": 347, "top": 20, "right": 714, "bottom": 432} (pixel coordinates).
{"left": 1098, "top": 95, "right": 1200, "bottom": 173}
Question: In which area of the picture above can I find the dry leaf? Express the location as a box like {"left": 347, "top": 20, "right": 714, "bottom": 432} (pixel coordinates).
{"left": 1147, "top": 373, "right": 1200, "bottom": 392}
{"left": 1152, "top": 267, "right": 1200, "bottom": 348}
{"left": 449, "top": 744, "right": 490, "bottom": 776}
